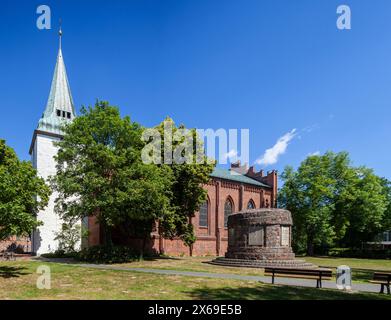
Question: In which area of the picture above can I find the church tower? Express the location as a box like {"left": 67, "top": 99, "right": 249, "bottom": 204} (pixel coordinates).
{"left": 29, "top": 28, "right": 76, "bottom": 254}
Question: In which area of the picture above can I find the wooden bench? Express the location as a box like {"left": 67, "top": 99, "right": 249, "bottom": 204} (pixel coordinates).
{"left": 264, "top": 267, "right": 333, "bottom": 288}
{"left": 369, "top": 272, "right": 391, "bottom": 294}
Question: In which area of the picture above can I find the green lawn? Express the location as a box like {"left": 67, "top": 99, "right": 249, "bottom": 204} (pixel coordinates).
{"left": 113, "top": 255, "right": 391, "bottom": 284}
{"left": 0, "top": 260, "right": 390, "bottom": 300}
{"left": 113, "top": 256, "right": 266, "bottom": 276}
{"left": 303, "top": 256, "right": 391, "bottom": 283}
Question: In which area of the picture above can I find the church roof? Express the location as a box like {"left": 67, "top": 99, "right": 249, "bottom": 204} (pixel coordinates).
{"left": 36, "top": 30, "right": 75, "bottom": 135}
{"left": 211, "top": 167, "right": 271, "bottom": 188}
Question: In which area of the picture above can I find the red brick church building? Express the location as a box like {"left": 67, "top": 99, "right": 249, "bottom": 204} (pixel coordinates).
{"left": 1, "top": 30, "right": 278, "bottom": 256}
{"left": 88, "top": 162, "right": 278, "bottom": 256}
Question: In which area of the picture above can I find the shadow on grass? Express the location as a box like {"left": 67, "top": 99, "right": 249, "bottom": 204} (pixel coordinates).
{"left": 140, "top": 256, "right": 182, "bottom": 261}
{"left": 0, "top": 266, "right": 29, "bottom": 278}
{"left": 187, "top": 284, "right": 390, "bottom": 300}
{"left": 35, "top": 254, "right": 182, "bottom": 265}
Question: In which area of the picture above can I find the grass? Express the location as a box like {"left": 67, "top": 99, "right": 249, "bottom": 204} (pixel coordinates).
{"left": 0, "top": 260, "right": 390, "bottom": 300}
{"left": 303, "top": 256, "right": 391, "bottom": 283}
{"left": 302, "top": 256, "right": 391, "bottom": 270}
{"left": 113, "top": 256, "right": 266, "bottom": 276}
{"left": 113, "top": 255, "right": 391, "bottom": 284}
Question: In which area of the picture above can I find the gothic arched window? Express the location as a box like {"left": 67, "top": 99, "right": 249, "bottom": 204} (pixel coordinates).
{"left": 224, "top": 198, "right": 233, "bottom": 228}
{"left": 247, "top": 199, "right": 255, "bottom": 209}
{"left": 199, "top": 201, "right": 208, "bottom": 228}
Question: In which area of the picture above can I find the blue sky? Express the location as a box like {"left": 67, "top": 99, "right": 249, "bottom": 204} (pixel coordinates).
{"left": 0, "top": 0, "right": 390, "bottom": 179}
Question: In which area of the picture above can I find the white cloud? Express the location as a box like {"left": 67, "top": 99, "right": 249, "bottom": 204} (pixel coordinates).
{"left": 255, "top": 129, "right": 297, "bottom": 166}
{"left": 308, "top": 151, "right": 320, "bottom": 157}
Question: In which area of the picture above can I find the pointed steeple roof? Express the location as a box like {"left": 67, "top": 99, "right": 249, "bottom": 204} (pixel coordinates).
{"left": 37, "top": 27, "right": 76, "bottom": 135}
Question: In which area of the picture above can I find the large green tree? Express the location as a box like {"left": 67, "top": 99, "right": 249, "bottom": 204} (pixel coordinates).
{"left": 0, "top": 139, "right": 50, "bottom": 240}
{"left": 52, "top": 102, "right": 215, "bottom": 254}
{"left": 51, "top": 101, "right": 174, "bottom": 249}
{"left": 338, "top": 167, "right": 388, "bottom": 247}
{"left": 154, "top": 118, "right": 215, "bottom": 253}
{"left": 279, "top": 151, "right": 389, "bottom": 255}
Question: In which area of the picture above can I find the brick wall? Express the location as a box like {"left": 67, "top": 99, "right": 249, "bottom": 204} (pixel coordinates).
{"left": 0, "top": 236, "right": 31, "bottom": 253}
{"left": 143, "top": 176, "right": 274, "bottom": 257}
{"left": 87, "top": 169, "right": 277, "bottom": 257}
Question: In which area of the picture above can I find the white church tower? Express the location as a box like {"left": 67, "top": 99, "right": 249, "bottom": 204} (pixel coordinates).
{"left": 29, "top": 28, "right": 76, "bottom": 255}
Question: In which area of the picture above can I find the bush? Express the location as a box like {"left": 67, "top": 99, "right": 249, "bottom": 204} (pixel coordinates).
{"left": 77, "top": 245, "right": 139, "bottom": 264}
{"left": 41, "top": 249, "right": 79, "bottom": 259}
{"left": 328, "top": 248, "right": 351, "bottom": 256}
{"left": 14, "top": 245, "right": 25, "bottom": 254}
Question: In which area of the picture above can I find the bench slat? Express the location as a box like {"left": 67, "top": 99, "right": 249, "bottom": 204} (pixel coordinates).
{"left": 369, "top": 280, "right": 390, "bottom": 285}
{"left": 264, "top": 273, "right": 332, "bottom": 280}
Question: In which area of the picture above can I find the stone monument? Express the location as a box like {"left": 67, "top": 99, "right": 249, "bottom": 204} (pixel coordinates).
{"left": 211, "top": 208, "right": 315, "bottom": 268}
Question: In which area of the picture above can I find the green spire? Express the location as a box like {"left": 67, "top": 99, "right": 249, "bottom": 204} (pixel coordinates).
{"left": 37, "top": 27, "right": 75, "bottom": 135}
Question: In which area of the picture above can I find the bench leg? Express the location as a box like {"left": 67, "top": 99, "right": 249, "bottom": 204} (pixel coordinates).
{"left": 272, "top": 275, "right": 275, "bottom": 285}
{"left": 380, "top": 284, "right": 384, "bottom": 294}
{"left": 316, "top": 279, "right": 320, "bottom": 288}
{"left": 387, "top": 285, "right": 390, "bottom": 295}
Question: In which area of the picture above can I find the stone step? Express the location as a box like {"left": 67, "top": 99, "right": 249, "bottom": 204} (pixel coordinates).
{"left": 209, "top": 257, "right": 317, "bottom": 269}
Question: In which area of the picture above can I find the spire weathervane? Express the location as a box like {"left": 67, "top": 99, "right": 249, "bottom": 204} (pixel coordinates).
{"left": 59, "top": 18, "right": 62, "bottom": 50}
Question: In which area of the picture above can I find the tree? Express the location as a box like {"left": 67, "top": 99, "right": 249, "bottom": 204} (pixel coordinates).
{"left": 154, "top": 118, "right": 216, "bottom": 254}
{"left": 380, "top": 178, "right": 391, "bottom": 233}
{"left": 0, "top": 139, "right": 50, "bottom": 240}
{"left": 338, "top": 167, "right": 388, "bottom": 247}
{"left": 54, "top": 221, "right": 85, "bottom": 253}
{"left": 279, "top": 151, "right": 389, "bottom": 255}
{"left": 279, "top": 152, "right": 340, "bottom": 255}
{"left": 52, "top": 102, "right": 215, "bottom": 255}
{"left": 51, "top": 101, "right": 174, "bottom": 251}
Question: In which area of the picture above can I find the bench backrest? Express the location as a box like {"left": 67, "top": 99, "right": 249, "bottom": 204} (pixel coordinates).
{"left": 373, "top": 272, "right": 391, "bottom": 282}
{"left": 264, "top": 267, "right": 332, "bottom": 278}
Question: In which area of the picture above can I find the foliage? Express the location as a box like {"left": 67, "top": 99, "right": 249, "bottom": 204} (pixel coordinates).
{"left": 77, "top": 245, "right": 141, "bottom": 263}
{"left": 54, "top": 221, "right": 86, "bottom": 253}
{"left": 51, "top": 101, "right": 174, "bottom": 248}
{"left": 338, "top": 167, "right": 388, "bottom": 247}
{"left": 0, "top": 139, "right": 50, "bottom": 240}
{"left": 154, "top": 118, "right": 216, "bottom": 248}
{"left": 380, "top": 178, "right": 391, "bottom": 232}
{"left": 52, "top": 103, "right": 215, "bottom": 253}
{"left": 41, "top": 250, "right": 79, "bottom": 259}
{"left": 279, "top": 151, "right": 389, "bottom": 255}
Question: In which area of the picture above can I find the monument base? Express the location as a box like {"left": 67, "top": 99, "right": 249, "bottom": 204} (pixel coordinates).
{"left": 210, "top": 257, "right": 316, "bottom": 269}
{"left": 215, "top": 208, "right": 318, "bottom": 269}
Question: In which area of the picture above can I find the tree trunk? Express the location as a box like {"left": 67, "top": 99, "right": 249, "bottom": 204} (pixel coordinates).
{"left": 189, "top": 215, "right": 193, "bottom": 257}
{"left": 101, "top": 222, "right": 113, "bottom": 248}
{"left": 140, "top": 235, "right": 146, "bottom": 261}
{"left": 307, "top": 241, "right": 314, "bottom": 256}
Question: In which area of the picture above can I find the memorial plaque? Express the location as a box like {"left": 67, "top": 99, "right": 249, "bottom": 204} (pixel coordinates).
{"left": 281, "top": 226, "right": 290, "bottom": 246}
{"left": 248, "top": 226, "right": 264, "bottom": 246}
{"left": 228, "top": 228, "right": 235, "bottom": 245}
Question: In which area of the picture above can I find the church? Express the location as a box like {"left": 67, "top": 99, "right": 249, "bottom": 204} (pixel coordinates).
{"left": 2, "top": 31, "right": 277, "bottom": 256}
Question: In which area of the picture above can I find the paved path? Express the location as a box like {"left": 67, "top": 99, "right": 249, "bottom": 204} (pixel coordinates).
{"left": 69, "top": 263, "right": 380, "bottom": 294}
